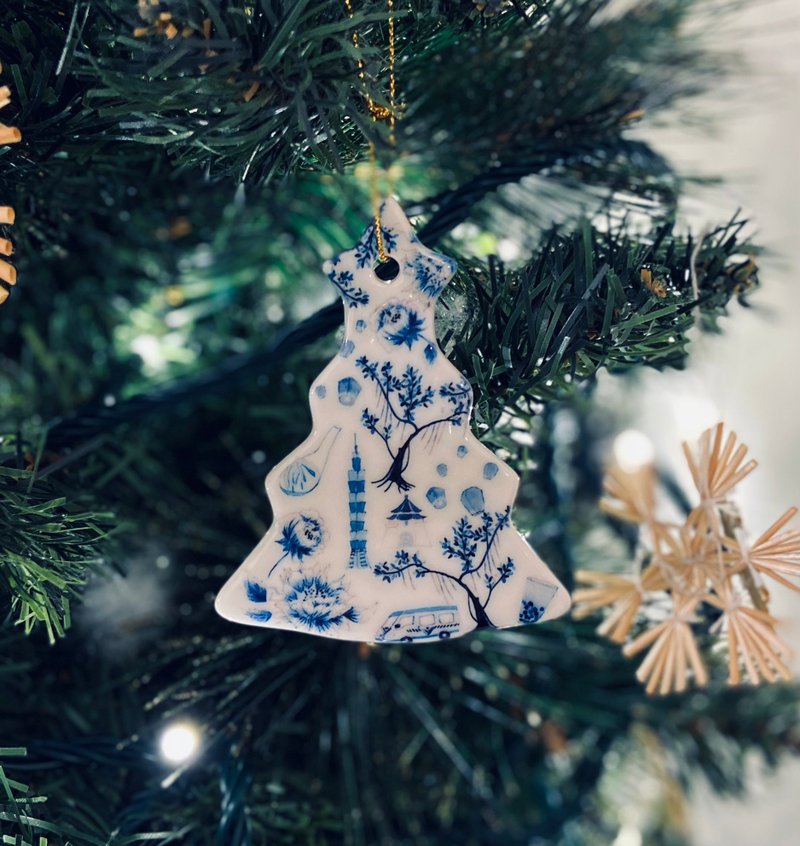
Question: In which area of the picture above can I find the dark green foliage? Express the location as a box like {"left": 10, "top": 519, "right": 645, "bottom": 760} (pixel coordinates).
{"left": 1, "top": 1, "right": 797, "bottom": 845}
{"left": 447, "top": 215, "right": 758, "bottom": 425}
{"left": 0, "top": 437, "right": 115, "bottom": 642}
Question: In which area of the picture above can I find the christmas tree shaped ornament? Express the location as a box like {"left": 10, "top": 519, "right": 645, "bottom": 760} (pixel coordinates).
{"left": 215, "top": 199, "right": 571, "bottom": 642}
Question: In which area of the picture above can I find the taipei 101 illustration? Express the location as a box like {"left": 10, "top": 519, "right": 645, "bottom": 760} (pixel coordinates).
{"left": 215, "top": 199, "right": 571, "bottom": 642}
{"left": 348, "top": 439, "right": 369, "bottom": 569}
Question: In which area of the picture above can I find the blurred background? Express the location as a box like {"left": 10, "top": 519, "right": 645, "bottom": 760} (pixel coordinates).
{"left": 598, "top": 1, "right": 800, "bottom": 841}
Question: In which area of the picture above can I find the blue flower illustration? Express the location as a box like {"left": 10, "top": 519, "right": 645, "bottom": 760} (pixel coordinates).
{"left": 245, "top": 580, "right": 267, "bottom": 602}
{"left": 269, "top": 514, "right": 323, "bottom": 576}
{"left": 377, "top": 304, "right": 437, "bottom": 361}
{"left": 284, "top": 571, "right": 359, "bottom": 632}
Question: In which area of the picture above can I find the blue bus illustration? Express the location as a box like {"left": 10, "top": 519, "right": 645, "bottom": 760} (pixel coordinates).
{"left": 375, "top": 605, "right": 460, "bottom": 643}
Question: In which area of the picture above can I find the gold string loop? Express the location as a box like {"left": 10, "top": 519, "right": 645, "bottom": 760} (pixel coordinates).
{"left": 343, "top": 0, "right": 397, "bottom": 265}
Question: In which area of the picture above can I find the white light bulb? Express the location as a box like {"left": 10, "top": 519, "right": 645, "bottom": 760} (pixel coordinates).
{"left": 613, "top": 429, "right": 655, "bottom": 473}
{"left": 613, "top": 825, "right": 643, "bottom": 846}
{"left": 159, "top": 721, "right": 201, "bottom": 764}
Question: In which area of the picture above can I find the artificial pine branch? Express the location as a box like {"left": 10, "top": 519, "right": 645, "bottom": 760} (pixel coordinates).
{"left": 41, "top": 213, "right": 758, "bottom": 449}
{"left": 0, "top": 442, "right": 116, "bottom": 642}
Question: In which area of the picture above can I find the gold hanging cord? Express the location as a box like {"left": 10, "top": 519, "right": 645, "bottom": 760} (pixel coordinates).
{"left": 343, "top": 0, "right": 397, "bottom": 263}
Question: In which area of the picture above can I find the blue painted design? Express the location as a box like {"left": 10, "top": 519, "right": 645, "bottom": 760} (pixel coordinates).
{"left": 377, "top": 303, "right": 437, "bottom": 359}
{"left": 328, "top": 268, "right": 369, "bottom": 308}
{"left": 426, "top": 487, "right": 447, "bottom": 509}
{"left": 355, "top": 222, "right": 398, "bottom": 268}
{"left": 279, "top": 426, "right": 341, "bottom": 497}
{"left": 269, "top": 514, "right": 323, "bottom": 576}
{"left": 518, "top": 578, "right": 558, "bottom": 624}
{"left": 247, "top": 608, "right": 273, "bottom": 622}
{"left": 285, "top": 572, "right": 359, "bottom": 631}
{"left": 375, "top": 507, "right": 515, "bottom": 629}
{"left": 406, "top": 253, "right": 456, "bottom": 300}
{"left": 519, "top": 600, "right": 544, "bottom": 624}
{"left": 461, "top": 486, "right": 485, "bottom": 515}
{"left": 389, "top": 495, "right": 425, "bottom": 522}
{"left": 245, "top": 580, "right": 267, "bottom": 603}
{"left": 375, "top": 605, "right": 460, "bottom": 642}
{"left": 436, "top": 463, "right": 448, "bottom": 477}
{"left": 355, "top": 319, "right": 366, "bottom": 333}
{"left": 340, "top": 340, "right": 355, "bottom": 358}
{"left": 338, "top": 377, "right": 361, "bottom": 406}
{"left": 483, "top": 462, "right": 498, "bottom": 480}
{"left": 357, "top": 355, "right": 471, "bottom": 491}
{"left": 315, "top": 385, "right": 327, "bottom": 398}
{"left": 457, "top": 445, "right": 468, "bottom": 457}
{"left": 348, "top": 438, "right": 369, "bottom": 569}
{"left": 244, "top": 580, "right": 271, "bottom": 622}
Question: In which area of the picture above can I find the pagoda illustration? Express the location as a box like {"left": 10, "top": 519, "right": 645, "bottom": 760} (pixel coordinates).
{"left": 389, "top": 495, "right": 425, "bottom": 523}
{"left": 215, "top": 198, "right": 571, "bottom": 642}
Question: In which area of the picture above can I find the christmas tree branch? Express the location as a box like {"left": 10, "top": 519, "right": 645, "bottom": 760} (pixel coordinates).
{"left": 0, "top": 453, "right": 116, "bottom": 642}
{"left": 42, "top": 214, "right": 758, "bottom": 450}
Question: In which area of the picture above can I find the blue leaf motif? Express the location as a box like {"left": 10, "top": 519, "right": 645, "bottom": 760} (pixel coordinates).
{"left": 328, "top": 268, "right": 369, "bottom": 308}
{"left": 247, "top": 608, "right": 273, "bottom": 622}
{"left": 245, "top": 580, "right": 268, "bottom": 603}
{"left": 355, "top": 223, "right": 398, "bottom": 268}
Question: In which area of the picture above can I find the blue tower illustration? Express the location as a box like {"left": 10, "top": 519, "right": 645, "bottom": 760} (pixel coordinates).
{"left": 348, "top": 437, "right": 369, "bottom": 569}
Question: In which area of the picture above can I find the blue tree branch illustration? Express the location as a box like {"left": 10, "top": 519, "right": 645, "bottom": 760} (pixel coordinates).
{"left": 375, "top": 510, "right": 513, "bottom": 629}
{"left": 357, "top": 359, "right": 471, "bottom": 492}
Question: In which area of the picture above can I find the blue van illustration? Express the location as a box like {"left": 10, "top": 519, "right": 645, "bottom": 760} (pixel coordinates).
{"left": 375, "top": 605, "right": 460, "bottom": 643}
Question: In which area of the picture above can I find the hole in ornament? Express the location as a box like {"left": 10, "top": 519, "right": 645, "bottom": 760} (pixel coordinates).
{"left": 374, "top": 257, "right": 400, "bottom": 281}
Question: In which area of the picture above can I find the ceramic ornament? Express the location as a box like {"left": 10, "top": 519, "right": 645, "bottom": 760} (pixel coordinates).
{"left": 215, "top": 199, "right": 571, "bottom": 642}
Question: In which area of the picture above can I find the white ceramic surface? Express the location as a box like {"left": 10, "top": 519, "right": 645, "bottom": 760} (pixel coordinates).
{"left": 215, "top": 198, "right": 571, "bottom": 642}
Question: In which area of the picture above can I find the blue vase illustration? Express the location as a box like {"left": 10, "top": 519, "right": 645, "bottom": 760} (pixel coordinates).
{"left": 279, "top": 425, "right": 341, "bottom": 497}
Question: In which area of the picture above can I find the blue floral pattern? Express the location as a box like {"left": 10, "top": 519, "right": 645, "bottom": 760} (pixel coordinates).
{"left": 406, "top": 253, "right": 457, "bottom": 300}
{"left": 269, "top": 514, "right": 323, "bottom": 576}
{"left": 377, "top": 303, "right": 437, "bottom": 362}
{"left": 284, "top": 570, "right": 359, "bottom": 632}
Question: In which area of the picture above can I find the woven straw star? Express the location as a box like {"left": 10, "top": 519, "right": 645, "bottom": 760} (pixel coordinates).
{"left": 683, "top": 422, "right": 757, "bottom": 528}
{"left": 658, "top": 510, "right": 732, "bottom": 598}
{"left": 706, "top": 583, "right": 792, "bottom": 685}
{"left": 724, "top": 507, "right": 800, "bottom": 592}
{"left": 576, "top": 422, "right": 796, "bottom": 696}
{"left": 622, "top": 596, "right": 708, "bottom": 696}
{"left": 573, "top": 565, "right": 667, "bottom": 644}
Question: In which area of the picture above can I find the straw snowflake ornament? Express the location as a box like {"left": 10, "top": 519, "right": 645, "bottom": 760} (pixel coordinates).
{"left": 574, "top": 422, "right": 799, "bottom": 695}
